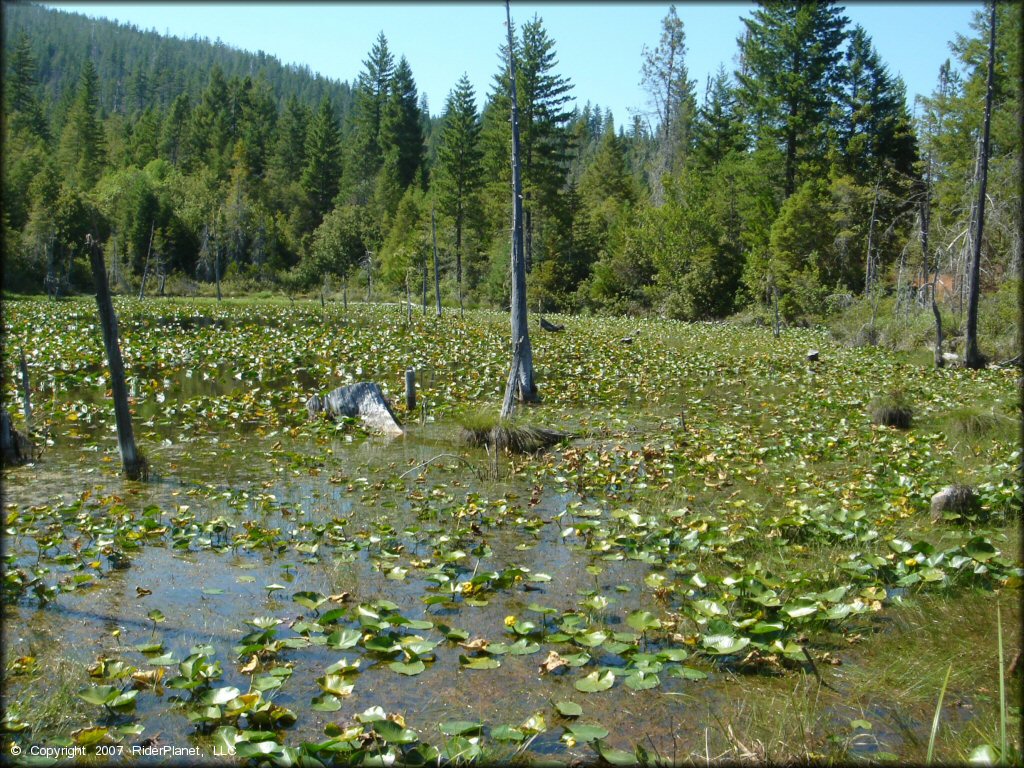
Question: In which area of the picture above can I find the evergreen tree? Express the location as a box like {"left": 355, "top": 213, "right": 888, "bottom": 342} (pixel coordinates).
{"left": 481, "top": 15, "right": 574, "bottom": 271}
{"left": 836, "top": 25, "right": 917, "bottom": 186}
{"left": 57, "top": 59, "right": 106, "bottom": 190}
{"left": 301, "top": 96, "right": 343, "bottom": 227}
{"left": 691, "top": 66, "right": 746, "bottom": 171}
{"left": 7, "top": 32, "right": 49, "bottom": 140}
{"left": 736, "top": 1, "right": 848, "bottom": 197}
{"left": 641, "top": 5, "right": 697, "bottom": 202}
{"left": 271, "top": 95, "right": 310, "bottom": 183}
{"left": 377, "top": 55, "right": 425, "bottom": 217}
{"left": 433, "top": 74, "right": 484, "bottom": 310}
{"left": 344, "top": 32, "right": 394, "bottom": 204}
{"left": 159, "top": 94, "right": 190, "bottom": 166}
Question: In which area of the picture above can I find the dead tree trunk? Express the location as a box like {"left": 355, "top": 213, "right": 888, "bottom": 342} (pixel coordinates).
{"left": 87, "top": 234, "right": 147, "bottom": 480}
{"left": 19, "top": 350, "right": 32, "bottom": 430}
{"left": 432, "top": 206, "right": 442, "bottom": 317}
{"left": 138, "top": 221, "right": 155, "bottom": 300}
{"left": 964, "top": 1, "right": 995, "bottom": 370}
{"left": 501, "top": 0, "right": 538, "bottom": 419}
{"left": 422, "top": 253, "right": 428, "bottom": 316}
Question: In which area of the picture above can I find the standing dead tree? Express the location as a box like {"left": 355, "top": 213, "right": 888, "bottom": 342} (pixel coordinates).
{"left": 500, "top": 0, "right": 538, "bottom": 419}
{"left": 963, "top": 1, "right": 996, "bottom": 369}
{"left": 87, "top": 234, "right": 148, "bottom": 480}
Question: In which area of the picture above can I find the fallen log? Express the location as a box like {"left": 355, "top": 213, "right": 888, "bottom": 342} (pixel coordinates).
{"left": 307, "top": 382, "right": 404, "bottom": 436}
{"left": 540, "top": 317, "right": 564, "bottom": 332}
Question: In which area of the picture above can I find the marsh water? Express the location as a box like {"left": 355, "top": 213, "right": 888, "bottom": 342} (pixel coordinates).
{"left": 3, "top": 299, "right": 1018, "bottom": 764}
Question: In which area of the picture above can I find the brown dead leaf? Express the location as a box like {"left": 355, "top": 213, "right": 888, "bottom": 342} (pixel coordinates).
{"left": 539, "top": 650, "right": 567, "bottom": 674}
{"left": 240, "top": 655, "right": 259, "bottom": 674}
{"left": 135, "top": 586, "right": 152, "bottom": 597}
{"left": 328, "top": 592, "right": 351, "bottom": 603}
{"left": 131, "top": 668, "right": 164, "bottom": 689}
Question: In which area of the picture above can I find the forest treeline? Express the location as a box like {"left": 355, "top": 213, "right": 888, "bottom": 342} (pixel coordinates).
{"left": 2, "top": 2, "right": 1020, "bottom": 324}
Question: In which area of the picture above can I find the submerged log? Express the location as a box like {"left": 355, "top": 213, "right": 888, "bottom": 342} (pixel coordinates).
{"left": 307, "top": 382, "right": 404, "bottom": 435}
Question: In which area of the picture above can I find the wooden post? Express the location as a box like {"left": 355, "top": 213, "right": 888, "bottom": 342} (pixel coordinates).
{"left": 19, "top": 349, "right": 32, "bottom": 430}
{"left": 365, "top": 250, "right": 373, "bottom": 302}
{"left": 343, "top": 276, "right": 348, "bottom": 311}
{"left": 432, "top": 206, "right": 442, "bottom": 317}
{"left": 405, "top": 274, "right": 412, "bottom": 324}
{"left": 87, "top": 234, "right": 147, "bottom": 481}
{"left": 405, "top": 368, "right": 416, "bottom": 412}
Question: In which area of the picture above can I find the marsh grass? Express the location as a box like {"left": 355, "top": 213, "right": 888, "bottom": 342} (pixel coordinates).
{"left": 4, "top": 655, "right": 90, "bottom": 740}
{"left": 869, "top": 389, "right": 914, "bottom": 429}
{"left": 941, "top": 405, "right": 1018, "bottom": 442}
{"left": 458, "top": 411, "right": 567, "bottom": 454}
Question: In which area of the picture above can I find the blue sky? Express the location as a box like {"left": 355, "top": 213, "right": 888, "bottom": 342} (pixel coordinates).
{"left": 45, "top": 2, "right": 981, "bottom": 125}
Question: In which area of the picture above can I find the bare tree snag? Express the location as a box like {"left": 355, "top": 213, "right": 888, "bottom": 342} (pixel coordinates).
{"left": 87, "top": 234, "right": 147, "bottom": 480}
{"left": 501, "top": 0, "right": 538, "bottom": 419}
{"left": 138, "top": 221, "right": 154, "bottom": 300}
{"left": 19, "top": 349, "right": 32, "bottom": 429}
{"left": 432, "top": 206, "right": 442, "bottom": 317}
{"left": 964, "top": 1, "right": 995, "bottom": 370}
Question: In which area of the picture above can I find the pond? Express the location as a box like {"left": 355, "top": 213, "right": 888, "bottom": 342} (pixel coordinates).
{"left": 2, "top": 297, "right": 1020, "bottom": 764}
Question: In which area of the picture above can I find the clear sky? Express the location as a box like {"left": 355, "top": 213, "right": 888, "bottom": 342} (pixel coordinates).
{"left": 44, "top": 2, "right": 981, "bottom": 125}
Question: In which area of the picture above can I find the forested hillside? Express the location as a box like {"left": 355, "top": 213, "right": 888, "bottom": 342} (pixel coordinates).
{"left": 2, "top": 2, "right": 1019, "bottom": 333}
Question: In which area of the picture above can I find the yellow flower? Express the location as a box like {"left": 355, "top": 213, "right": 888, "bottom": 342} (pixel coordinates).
{"left": 504, "top": 615, "right": 517, "bottom": 627}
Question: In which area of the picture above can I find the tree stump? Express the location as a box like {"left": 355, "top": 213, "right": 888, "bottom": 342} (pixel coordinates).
{"left": 307, "top": 383, "right": 404, "bottom": 435}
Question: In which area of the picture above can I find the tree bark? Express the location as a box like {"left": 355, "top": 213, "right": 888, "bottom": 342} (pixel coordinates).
{"left": 138, "top": 221, "right": 154, "bottom": 300}
{"left": 501, "top": 0, "right": 538, "bottom": 419}
{"left": 964, "top": 1, "right": 995, "bottom": 369}
{"left": 432, "top": 206, "right": 442, "bottom": 317}
{"left": 87, "top": 234, "right": 147, "bottom": 480}
{"left": 19, "top": 349, "right": 32, "bottom": 430}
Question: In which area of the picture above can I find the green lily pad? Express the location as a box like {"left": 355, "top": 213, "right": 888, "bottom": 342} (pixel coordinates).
{"left": 389, "top": 660, "right": 426, "bottom": 676}
{"left": 555, "top": 700, "right": 583, "bottom": 717}
{"left": 567, "top": 722, "right": 609, "bottom": 742}
{"left": 574, "top": 669, "right": 615, "bottom": 692}
{"left": 439, "top": 720, "right": 483, "bottom": 736}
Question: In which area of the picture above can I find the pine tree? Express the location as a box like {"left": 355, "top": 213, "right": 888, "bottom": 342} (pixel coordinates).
{"left": 344, "top": 32, "right": 394, "bottom": 204}
{"left": 7, "top": 32, "right": 49, "bottom": 140}
{"left": 433, "top": 74, "right": 484, "bottom": 312}
{"left": 481, "top": 15, "right": 574, "bottom": 271}
{"left": 159, "top": 94, "right": 190, "bottom": 166}
{"left": 301, "top": 96, "right": 343, "bottom": 227}
{"left": 836, "top": 25, "right": 917, "bottom": 186}
{"left": 377, "top": 56, "right": 424, "bottom": 217}
{"left": 58, "top": 59, "right": 106, "bottom": 190}
{"left": 736, "top": 1, "right": 848, "bottom": 197}
{"left": 641, "top": 5, "right": 697, "bottom": 202}
{"left": 271, "top": 95, "right": 310, "bottom": 183}
{"left": 691, "top": 66, "right": 746, "bottom": 171}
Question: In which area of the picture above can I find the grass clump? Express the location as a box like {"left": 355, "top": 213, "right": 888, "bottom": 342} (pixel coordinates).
{"left": 458, "top": 411, "right": 567, "bottom": 454}
{"left": 869, "top": 389, "right": 913, "bottom": 429}
{"left": 942, "top": 406, "right": 1016, "bottom": 441}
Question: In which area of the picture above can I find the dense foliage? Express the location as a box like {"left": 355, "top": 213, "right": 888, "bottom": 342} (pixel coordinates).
{"left": 2, "top": 2, "right": 1020, "bottom": 333}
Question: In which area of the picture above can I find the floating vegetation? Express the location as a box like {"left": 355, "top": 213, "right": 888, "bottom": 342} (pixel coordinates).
{"left": 1, "top": 297, "right": 1020, "bottom": 764}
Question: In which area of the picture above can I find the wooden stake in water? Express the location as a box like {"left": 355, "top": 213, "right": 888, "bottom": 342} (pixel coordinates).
{"left": 87, "top": 234, "right": 147, "bottom": 480}
{"left": 405, "top": 369, "right": 416, "bottom": 412}
{"left": 19, "top": 349, "right": 31, "bottom": 430}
